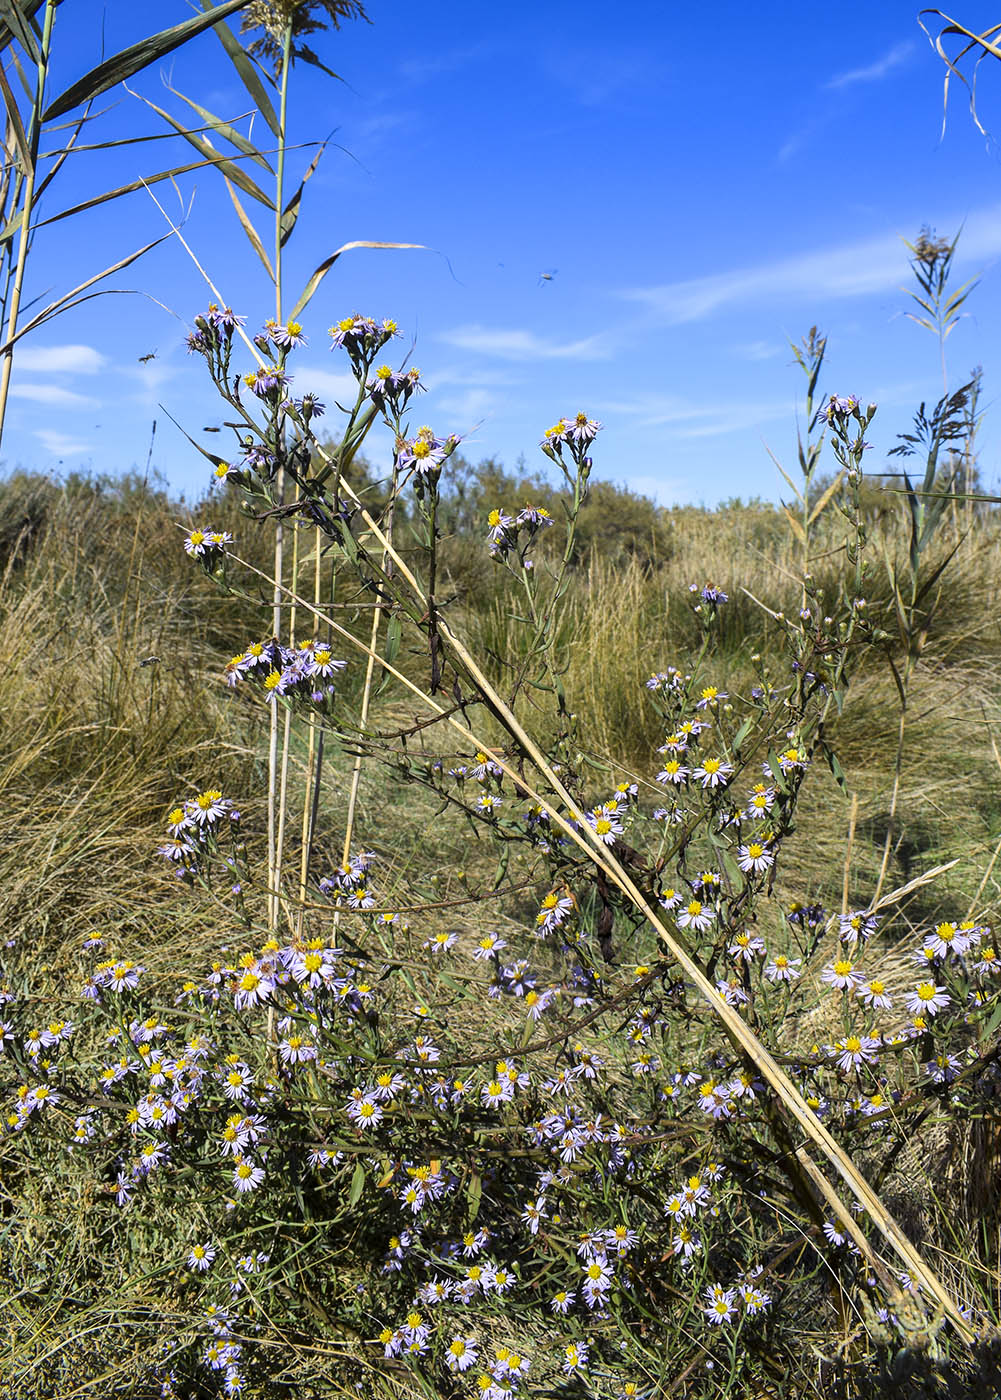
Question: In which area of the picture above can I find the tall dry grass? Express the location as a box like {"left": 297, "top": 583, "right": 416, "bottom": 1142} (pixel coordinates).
{"left": 4, "top": 469, "right": 1001, "bottom": 1394}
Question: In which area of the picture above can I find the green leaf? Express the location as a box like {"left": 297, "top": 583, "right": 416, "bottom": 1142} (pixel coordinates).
{"left": 823, "top": 745, "right": 849, "bottom": 797}
{"left": 731, "top": 717, "right": 753, "bottom": 756}
{"left": 291, "top": 239, "right": 425, "bottom": 322}
{"left": 0, "top": 232, "right": 172, "bottom": 352}
{"left": 126, "top": 88, "right": 275, "bottom": 210}
{"left": 292, "top": 43, "right": 342, "bottom": 81}
{"left": 203, "top": 1, "right": 281, "bottom": 139}
{"left": 766, "top": 750, "right": 789, "bottom": 794}
{"left": 348, "top": 1160, "right": 365, "bottom": 1207}
{"left": 14, "top": 155, "right": 242, "bottom": 243}
{"left": 492, "top": 844, "right": 510, "bottom": 890}
{"left": 0, "top": 57, "right": 31, "bottom": 176}
{"left": 718, "top": 842, "right": 744, "bottom": 891}
{"left": 0, "top": 0, "right": 40, "bottom": 65}
{"left": 158, "top": 406, "right": 230, "bottom": 473}
{"left": 223, "top": 174, "right": 274, "bottom": 279}
{"left": 338, "top": 521, "right": 359, "bottom": 564}
{"left": 383, "top": 614, "right": 401, "bottom": 666}
{"left": 280, "top": 142, "right": 324, "bottom": 248}
{"left": 165, "top": 78, "right": 274, "bottom": 173}
{"left": 43, "top": 0, "right": 253, "bottom": 123}
{"left": 465, "top": 1171, "right": 482, "bottom": 1224}
{"left": 377, "top": 614, "right": 402, "bottom": 695}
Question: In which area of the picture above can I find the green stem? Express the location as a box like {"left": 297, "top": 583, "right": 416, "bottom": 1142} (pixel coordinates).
{"left": 506, "top": 463, "right": 586, "bottom": 709}
{"left": 0, "top": 0, "right": 57, "bottom": 448}
{"left": 275, "top": 24, "right": 292, "bottom": 321}
{"left": 267, "top": 25, "right": 293, "bottom": 943}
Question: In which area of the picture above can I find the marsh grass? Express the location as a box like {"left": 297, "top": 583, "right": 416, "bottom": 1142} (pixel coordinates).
{"left": 4, "top": 455, "right": 1001, "bottom": 1395}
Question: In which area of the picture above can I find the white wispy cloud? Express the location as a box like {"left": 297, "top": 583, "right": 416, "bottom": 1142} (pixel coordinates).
{"left": 437, "top": 325, "right": 606, "bottom": 361}
{"left": 10, "top": 383, "right": 94, "bottom": 406}
{"left": 15, "top": 343, "right": 106, "bottom": 373}
{"left": 621, "top": 205, "right": 1001, "bottom": 323}
{"left": 35, "top": 428, "right": 90, "bottom": 455}
{"left": 121, "top": 360, "right": 178, "bottom": 400}
{"left": 398, "top": 42, "right": 496, "bottom": 86}
{"left": 733, "top": 340, "right": 783, "bottom": 362}
{"left": 825, "top": 40, "right": 915, "bottom": 91}
{"left": 597, "top": 392, "right": 792, "bottom": 439}
{"left": 431, "top": 365, "right": 521, "bottom": 389}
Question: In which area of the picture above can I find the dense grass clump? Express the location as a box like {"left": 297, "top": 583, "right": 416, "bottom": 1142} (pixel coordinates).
{"left": 3, "top": 436, "right": 1001, "bottom": 1398}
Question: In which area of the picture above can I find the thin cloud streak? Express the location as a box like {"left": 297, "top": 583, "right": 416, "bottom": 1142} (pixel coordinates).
{"left": 621, "top": 205, "right": 1001, "bottom": 323}
{"left": 438, "top": 324, "right": 606, "bottom": 360}
{"left": 825, "top": 40, "right": 915, "bottom": 91}
{"left": 36, "top": 428, "right": 90, "bottom": 455}
{"left": 16, "top": 344, "right": 106, "bottom": 373}
{"left": 598, "top": 392, "right": 792, "bottom": 438}
{"left": 10, "top": 382, "right": 94, "bottom": 406}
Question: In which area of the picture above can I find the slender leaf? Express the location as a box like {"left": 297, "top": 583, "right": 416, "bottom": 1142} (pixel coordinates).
{"left": 465, "top": 1171, "right": 482, "bottom": 1223}
{"left": 731, "top": 717, "right": 753, "bottom": 757}
{"left": 780, "top": 502, "right": 806, "bottom": 545}
{"left": 0, "top": 0, "right": 40, "bottom": 64}
{"left": 126, "top": 87, "right": 275, "bottom": 211}
{"left": 383, "top": 614, "right": 401, "bottom": 666}
{"left": 166, "top": 79, "right": 273, "bottom": 173}
{"left": 0, "top": 151, "right": 265, "bottom": 245}
{"left": 40, "top": 120, "right": 250, "bottom": 158}
{"left": 823, "top": 744, "right": 849, "bottom": 797}
{"left": 203, "top": 1, "right": 281, "bottom": 139}
{"left": 0, "top": 232, "right": 171, "bottom": 352}
{"left": 0, "top": 58, "right": 30, "bottom": 176}
{"left": 979, "top": 993, "right": 1001, "bottom": 1044}
{"left": 291, "top": 43, "right": 341, "bottom": 81}
{"left": 224, "top": 174, "right": 274, "bottom": 280}
{"left": 42, "top": 0, "right": 252, "bottom": 122}
{"left": 280, "top": 142, "right": 324, "bottom": 248}
{"left": 766, "top": 750, "right": 789, "bottom": 795}
{"left": 762, "top": 442, "right": 803, "bottom": 503}
{"left": 159, "top": 405, "right": 231, "bottom": 473}
{"left": 30, "top": 105, "right": 88, "bottom": 207}
{"left": 10, "top": 42, "right": 31, "bottom": 102}
{"left": 348, "top": 1161, "right": 365, "bottom": 1207}
{"left": 291, "top": 239, "right": 425, "bottom": 322}
{"left": 806, "top": 468, "right": 845, "bottom": 526}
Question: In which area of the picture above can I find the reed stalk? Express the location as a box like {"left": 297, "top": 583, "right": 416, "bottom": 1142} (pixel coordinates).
{"left": 0, "top": 0, "right": 56, "bottom": 444}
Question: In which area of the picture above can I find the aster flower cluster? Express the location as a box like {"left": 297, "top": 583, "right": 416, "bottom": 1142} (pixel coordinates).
{"left": 185, "top": 303, "right": 245, "bottom": 374}
{"left": 224, "top": 636, "right": 347, "bottom": 710}
{"left": 538, "top": 412, "right": 602, "bottom": 496}
{"left": 183, "top": 527, "right": 233, "bottom": 558}
{"left": 329, "top": 312, "right": 400, "bottom": 362}
{"left": 366, "top": 361, "right": 424, "bottom": 411}
{"left": 485, "top": 503, "right": 554, "bottom": 565}
{"left": 156, "top": 789, "right": 241, "bottom": 881}
{"left": 395, "top": 423, "right": 461, "bottom": 481}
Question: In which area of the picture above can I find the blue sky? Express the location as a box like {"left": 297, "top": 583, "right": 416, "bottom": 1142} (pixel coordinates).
{"left": 5, "top": 0, "right": 1001, "bottom": 506}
